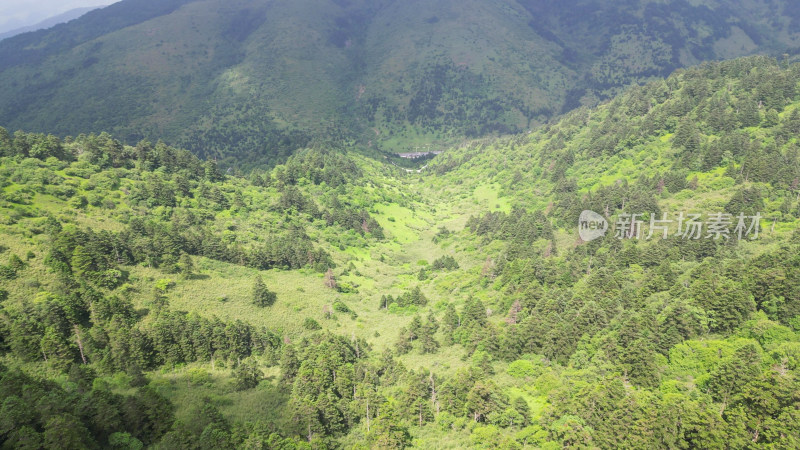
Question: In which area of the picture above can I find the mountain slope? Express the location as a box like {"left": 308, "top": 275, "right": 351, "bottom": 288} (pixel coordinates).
{"left": 2, "top": 56, "right": 800, "bottom": 448}
{"left": 2, "top": 0, "right": 800, "bottom": 164}
{"left": 0, "top": 6, "right": 102, "bottom": 41}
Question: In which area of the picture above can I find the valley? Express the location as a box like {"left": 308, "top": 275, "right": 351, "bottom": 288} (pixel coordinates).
{"left": 1, "top": 55, "right": 800, "bottom": 447}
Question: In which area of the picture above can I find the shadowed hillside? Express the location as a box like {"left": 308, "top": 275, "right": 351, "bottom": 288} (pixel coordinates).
{"left": 2, "top": 0, "right": 800, "bottom": 166}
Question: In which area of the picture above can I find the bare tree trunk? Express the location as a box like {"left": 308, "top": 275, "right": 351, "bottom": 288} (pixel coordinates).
{"left": 366, "top": 398, "right": 370, "bottom": 432}
{"left": 429, "top": 372, "right": 439, "bottom": 415}
{"left": 74, "top": 325, "right": 87, "bottom": 364}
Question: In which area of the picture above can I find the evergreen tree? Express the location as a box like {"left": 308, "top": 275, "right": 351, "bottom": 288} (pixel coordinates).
{"left": 71, "top": 245, "right": 94, "bottom": 279}
{"left": 43, "top": 414, "right": 95, "bottom": 449}
{"left": 252, "top": 275, "right": 277, "bottom": 307}
{"left": 40, "top": 326, "right": 74, "bottom": 371}
{"left": 419, "top": 312, "right": 440, "bottom": 354}
{"left": 233, "top": 358, "right": 261, "bottom": 391}
{"left": 178, "top": 252, "right": 194, "bottom": 280}
{"left": 442, "top": 303, "right": 460, "bottom": 345}
{"left": 513, "top": 397, "right": 531, "bottom": 426}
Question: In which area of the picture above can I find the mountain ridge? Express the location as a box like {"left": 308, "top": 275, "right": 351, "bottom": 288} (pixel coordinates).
{"left": 0, "top": 6, "right": 102, "bottom": 42}
{"left": 1, "top": 0, "right": 800, "bottom": 166}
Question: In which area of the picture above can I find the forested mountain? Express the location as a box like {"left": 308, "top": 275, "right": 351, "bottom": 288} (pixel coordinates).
{"left": 0, "top": 6, "right": 102, "bottom": 41}
{"left": 1, "top": 0, "right": 800, "bottom": 165}
{"left": 1, "top": 55, "right": 800, "bottom": 448}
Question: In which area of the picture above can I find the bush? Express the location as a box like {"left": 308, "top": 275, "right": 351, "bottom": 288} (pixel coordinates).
{"left": 69, "top": 195, "right": 88, "bottom": 209}
{"left": 333, "top": 301, "right": 351, "bottom": 313}
{"left": 336, "top": 281, "right": 358, "bottom": 294}
{"left": 333, "top": 301, "right": 357, "bottom": 319}
{"left": 507, "top": 360, "right": 537, "bottom": 378}
{"left": 154, "top": 278, "right": 175, "bottom": 292}
{"left": 0, "top": 265, "right": 16, "bottom": 280}
{"left": 303, "top": 318, "right": 322, "bottom": 330}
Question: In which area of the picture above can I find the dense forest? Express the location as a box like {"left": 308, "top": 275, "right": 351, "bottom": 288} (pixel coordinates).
{"left": 2, "top": 55, "right": 800, "bottom": 448}
{"left": 3, "top": 0, "right": 800, "bottom": 162}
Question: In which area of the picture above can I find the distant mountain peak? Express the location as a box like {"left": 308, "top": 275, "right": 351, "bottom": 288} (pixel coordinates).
{"left": 0, "top": 5, "right": 106, "bottom": 41}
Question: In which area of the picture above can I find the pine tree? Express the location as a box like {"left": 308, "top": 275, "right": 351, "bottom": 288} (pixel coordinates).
{"left": 506, "top": 300, "right": 523, "bottom": 325}
{"left": 178, "top": 252, "right": 194, "bottom": 280}
{"left": 463, "top": 297, "right": 487, "bottom": 326}
{"left": 737, "top": 99, "right": 761, "bottom": 127}
{"left": 513, "top": 397, "right": 531, "bottom": 426}
{"left": 369, "top": 402, "right": 411, "bottom": 448}
{"left": 203, "top": 160, "right": 223, "bottom": 182}
{"left": 0, "top": 126, "right": 12, "bottom": 155}
{"left": 419, "top": 312, "right": 440, "bottom": 354}
{"left": 395, "top": 328, "right": 412, "bottom": 355}
{"left": 465, "top": 381, "right": 496, "bottom": 422}
{"left": 233, "top": 358, "right": 261, "bottom": 391}
{"left": 252, "top": 275, "right": 277, "bottom": 307}
{"left": 71, "top": 246, "right": 94, "bottom": 279}
{"left": 408, "top": 316, "right": 422, "bottom": 343}
{"left": 40, "top": 327, "right": 74, "bottom": 371}
{"left": 279, "top": 345, "right": 300, "bottom": 383}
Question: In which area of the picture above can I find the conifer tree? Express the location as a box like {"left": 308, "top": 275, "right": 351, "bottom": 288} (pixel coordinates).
{"left": 252, "top": 275, "right": 276, "bottom": 307}
{"left": 178, "top": 253, "right": 194, "bottom": 280}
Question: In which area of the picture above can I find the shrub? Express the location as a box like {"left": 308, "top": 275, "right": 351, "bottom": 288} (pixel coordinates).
{"left": 303, "top": 318, "right": 322, "bottom": 330}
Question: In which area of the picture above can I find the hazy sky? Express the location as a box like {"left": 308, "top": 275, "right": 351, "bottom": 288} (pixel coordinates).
{"left": 0, "top": 0, "right": 115, "bottom": 33}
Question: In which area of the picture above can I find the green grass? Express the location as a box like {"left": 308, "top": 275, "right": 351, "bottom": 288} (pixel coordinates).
{"left": 471, "top": 184, "right": 512, "bottom": 213}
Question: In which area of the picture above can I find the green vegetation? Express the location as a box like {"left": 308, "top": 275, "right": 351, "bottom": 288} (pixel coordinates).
{"left": 3, "top": 0, "right": 800, "bottom": 164}
{"left": 2, "top": 55, "right": 800, "bottom": 448}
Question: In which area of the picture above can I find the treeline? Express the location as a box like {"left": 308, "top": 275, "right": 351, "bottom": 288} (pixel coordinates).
{"left": 3, "top": 243, "right": 282, "bottom": 374}
{"left": 42, "top": 217, "right": 332, "bottom": 287}
{"left": 450, "top": 223, "right": 800, "bottom": 447}
{"left": 273, "top": 147, "right": 363, "bottom": 188}
{"left": 0, "top": 125, "right": 400, "bottom": 447}
{"left": 276, "top": 331, "right": 533, "bottom": 447}
{"left": 379, "top": 286, "right": 429, "bottom": 310}
{"left": 411, "top": 56, "right": 800, "bottom": 447}
{"left": 467, "top": 207, "right": 556, "bottom": 260}
{"left": 0, "top": 362, "right": 174, "bottom": 449}
{"left": 0, "top": 215, "right": 292, "bottom": 448}
{"left": 0, "top": 128, "right": 209, "bottom": 175}
{"left": 0, "top": 127, "right": 392, "bottom": 270}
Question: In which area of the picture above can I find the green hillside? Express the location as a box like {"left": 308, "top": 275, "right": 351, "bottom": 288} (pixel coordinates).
{"left": 2, "top": 0, "right": 800, "bottom": 165}
{"left": 1, "top": 55, "right": 800, "bottom": 448}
